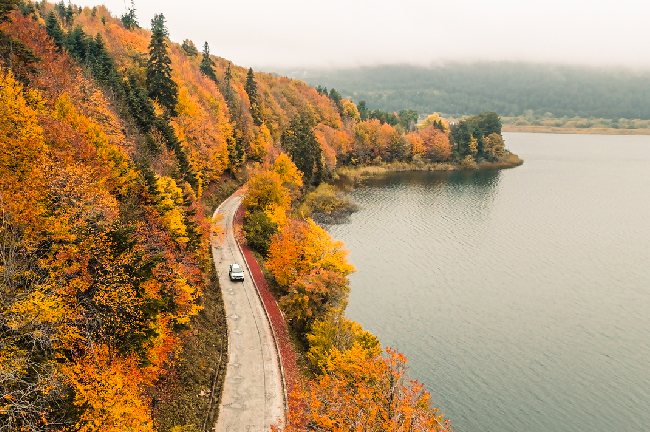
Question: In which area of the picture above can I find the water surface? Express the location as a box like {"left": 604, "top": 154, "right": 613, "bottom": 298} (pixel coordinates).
{"left": 327, "top": 133, "right": 650, "bottom": 432}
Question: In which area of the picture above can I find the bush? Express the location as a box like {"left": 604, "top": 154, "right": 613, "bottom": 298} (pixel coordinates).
{"left": 299, "top": 183, "right": 358, "bottom": 224}
{"left": 243, "top": 210, "right": 277, "bottom": 255}
{"left": 459, "top": 155, "right": 478, "bottom": 169}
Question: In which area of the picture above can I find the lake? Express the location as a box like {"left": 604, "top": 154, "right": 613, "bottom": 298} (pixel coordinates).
{"left": 326, "top": 133, "right": 650, "bottom": 432}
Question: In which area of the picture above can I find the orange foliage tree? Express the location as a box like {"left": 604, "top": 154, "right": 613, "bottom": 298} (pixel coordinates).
{"left": 418, "top": 125, "right": 452, "bottom": 162}
{"left": 62, "top": 346, "right": 155, "bottom": 432}
{"left": 266, "top": 219, "right": 353, "bottom": 288}
{"left": 283, "top": 345, "right": 451, "bottom": 432}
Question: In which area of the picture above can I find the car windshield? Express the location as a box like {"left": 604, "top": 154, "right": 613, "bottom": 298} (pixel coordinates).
{"left": 231, "top": 265, "right": 242, "bottom": 272}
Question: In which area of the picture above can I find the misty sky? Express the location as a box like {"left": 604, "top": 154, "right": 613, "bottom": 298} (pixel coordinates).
{"left": 74, "top": 0, "right": 650, "bottom": 69}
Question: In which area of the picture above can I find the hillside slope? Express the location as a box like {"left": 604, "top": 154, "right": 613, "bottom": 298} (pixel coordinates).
{"left": 1, "top": 2, "right": 511, "bottom": 430}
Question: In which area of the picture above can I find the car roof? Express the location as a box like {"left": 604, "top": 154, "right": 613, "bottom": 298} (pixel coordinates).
{"left": 231, "top": 263, "right": 241, "bottom": 269}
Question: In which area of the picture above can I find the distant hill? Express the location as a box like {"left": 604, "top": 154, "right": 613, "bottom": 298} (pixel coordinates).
{"left": 279, "top": 63, "right": 650, "bottom": 120}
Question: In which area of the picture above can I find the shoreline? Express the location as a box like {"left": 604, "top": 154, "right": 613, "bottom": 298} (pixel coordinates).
{"left": 333, "top": 155, "right": 523, "bottom": 183}
{"left": 503, "top": 125, "right": 650, "bottom": 136}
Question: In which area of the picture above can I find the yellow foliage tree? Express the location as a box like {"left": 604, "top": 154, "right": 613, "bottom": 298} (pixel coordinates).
{"left": 273, "top": 152, "right": 303, "bottom": 193}
{"left": 267, "top": 219, "right": 354, "bottom": 288}
{"left": 249, "top": 123, "right": 274, "bottom": 162}
{"left": 243, "top": 170, "right": 291, "bottom": 215}
{"left": 0, "top": 70, "right": 47, "bottom": 230}
{"left": 63, "top": 347, "right": 155, "bottom": 432}
{"left": 155, "top": 176, "right": 190, "bottom": 246}
{"left": 340, "top": 98, "right": 360, "bottom": 121}
{"left": 306, "top": 313, "right": 380, "bottom": 371}
{"left": 279, "top": 268, "right": 349, "bottom": 330}
{"left": 419, "top": 112, "right": 450, "bottom": 133}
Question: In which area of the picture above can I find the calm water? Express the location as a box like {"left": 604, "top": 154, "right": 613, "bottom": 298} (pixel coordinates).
{"left": 327, "top": 133, "right": 650, "bottom": 432}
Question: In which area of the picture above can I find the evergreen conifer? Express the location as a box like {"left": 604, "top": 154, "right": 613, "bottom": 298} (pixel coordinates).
{"left": 245, "top": 67, "right": 262, "bottom": 125}
{"left": 146, "top": 13, "right": 178, "bottom": 116}
{"left": 199, "top": 41, "right": 218, "bottom": 82}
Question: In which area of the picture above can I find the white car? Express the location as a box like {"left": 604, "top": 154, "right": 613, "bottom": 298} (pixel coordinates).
{"left": 229, "top": 263, "right": 245, "bottom": 282}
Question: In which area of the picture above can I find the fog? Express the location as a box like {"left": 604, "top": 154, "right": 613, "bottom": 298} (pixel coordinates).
{"left": 74, "top": 0, "right": 650, "bottom": 69}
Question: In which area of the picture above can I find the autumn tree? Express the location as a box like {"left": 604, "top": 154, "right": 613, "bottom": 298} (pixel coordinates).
{"left": 147, "top": 13, "right": 178, "bottom": 115}
{"left": 273, "top": 152, "right": 303, "bottom": 196}
{"left": 421, "top": 112, "right": 448, "bottom": 132}
{"left": 245, "top": 67, "right": 263, "bottom": 125}
{"left": 199, "top": 41, "right": 218, "bottom": 83}
{"left": 306, "top": 314, "right": 380, "bottom": 372}
{"left": 419, "top": 125, "right": 452, "bottom": 162}
{"left": 379, "top": 122, "right": 409, "bottom": 161}
{"left": 63, "top": 347, "right": 155, "bottom": 432}
{"left": 0, "top": 69, "right": 47, "bottom": 229}
{"left": 341, "top": 98, "right": 360, "bottom": 122}
{"left": 284, "top": 345, "right": 450, "bottom": 432}
{"left": 352, "top": 119, "right": 382, "bottom": 164}
{"left": 243, "top": 170, "right": 290, "bottom": 216}
{"left": 242, "top": 169, "right": 291, "bottom": 253}
{"left": 483, "top": 132, "right": 506, "bottom": 161}
{"left": 280, "top": 268, "right": 349, "bottom": 332}
{"left": 267, "top": 219, "right": 353, "bottom": 288}
{"left": 407, "top": 133, "right": 425, "bottom": 158}
{"left": 248, "top": 123, "right": 272, "bottom": 162}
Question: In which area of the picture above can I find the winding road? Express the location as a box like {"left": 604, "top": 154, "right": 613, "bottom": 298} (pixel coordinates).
{"left": 211, "top": 193, "right": 285, "bottom": 431}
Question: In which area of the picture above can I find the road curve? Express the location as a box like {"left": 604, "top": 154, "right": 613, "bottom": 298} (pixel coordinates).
{"left": 211, "top": 193, "right": 285, "bottom": 431}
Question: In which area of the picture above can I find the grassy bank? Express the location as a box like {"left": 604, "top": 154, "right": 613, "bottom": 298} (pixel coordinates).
{"left": 334, "top": 153, "right": 523, "bottom": 184}
{"left": 503, "top": 125, "right": 650, "bottom": 135}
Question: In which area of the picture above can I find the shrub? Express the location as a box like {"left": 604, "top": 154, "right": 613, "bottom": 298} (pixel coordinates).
{"left": 243, "top": 210, "right": 277, "bottom": 255}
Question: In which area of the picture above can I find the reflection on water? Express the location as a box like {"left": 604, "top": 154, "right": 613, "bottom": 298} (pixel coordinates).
{"left": 327, "top": 133, "right": 650, "bottom": 432}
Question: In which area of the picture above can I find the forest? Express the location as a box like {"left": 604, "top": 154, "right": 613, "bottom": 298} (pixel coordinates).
{"left": 0, "top": 1, "right": 509, "bottom": 430}
{"left": 287, "top": 62, "right": 650, "bottom": 122}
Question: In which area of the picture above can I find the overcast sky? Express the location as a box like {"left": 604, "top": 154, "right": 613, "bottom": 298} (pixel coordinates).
{"left": 74, "top": 0, "right": 650, "bottom": 70}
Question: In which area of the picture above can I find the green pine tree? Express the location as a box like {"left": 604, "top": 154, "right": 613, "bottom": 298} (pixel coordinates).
{"left": 282, "top": 113, "right": 323, "bottom": 185}
{"left": 64, "top": 2, "right": 74, "bottom": 26}
{"left": 181, "top": 39, "right": 198, "bottom": 56}
{"left": 328, "top": 88, "right": 343, "bottom": 112}
{"left": 124, "top": 73, "right": 156, "bottom": 133}
{"left": 199, "top": 41, "right": 218, "bottom": 83}
{"left": 54, "top": 1, "right": 65, "bottom": 19}
{"left": 0, "top": 0, "right": 38, "bottom": 82}
{"left": 245, "top": 67, "right": 263, "bottom": 126}
{"left": 0, "top": 0, "right": 19, "bottom": 21}
{"left": 121, "top": 0, "right": 139, "bottom": 29}
{"left": 65, "top": 26, "right": 89, "bottom": 63}
{"left": 146, "top": 13, "right": 178, "bottom": 116}
{"left": 45, "top": 11, "right": 64, "bottom": 50}
{"left": 357, "top": 100, "right": 369, "bottom": 120}
{"left": 223, "top": 63, "right": 233, "bottom": 101}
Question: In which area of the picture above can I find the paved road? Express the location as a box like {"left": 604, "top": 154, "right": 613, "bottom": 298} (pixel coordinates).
{"left": 211, "top": 194, "right": 284, "bottom": 431}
